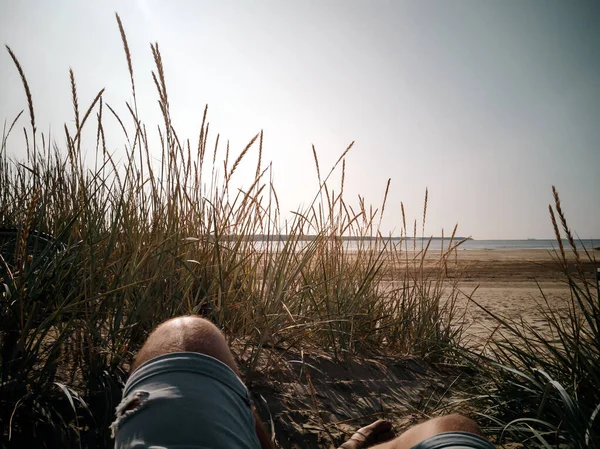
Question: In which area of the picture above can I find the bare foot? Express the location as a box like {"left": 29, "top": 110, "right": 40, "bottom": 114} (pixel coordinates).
{"left": 338, "top": 420, "right": 395, "bottom": 449}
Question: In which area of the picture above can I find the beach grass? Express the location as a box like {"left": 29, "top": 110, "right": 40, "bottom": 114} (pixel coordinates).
{"left": 458, "top": 189, "right": 599, "bottom": 449}
{"left": 2, "top": 15, "right": 598, "bottom": 449}
{"left": 0, "top": 16, "right": 467, "bottom": 448}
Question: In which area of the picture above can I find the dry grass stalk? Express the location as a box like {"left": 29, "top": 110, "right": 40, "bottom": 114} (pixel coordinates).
{"left": 73, "top": 88, "right": 105, "bottom": 146}
{"left": 197, "top": 105, "right": 208, "bottom": 165}
{"left": 228, "top": 132, "right": 259, "bottom": 183}
{"left": 413, "top": 219, "right": 417, "bottom": 250}
{"left": 552, "top": 186, "right": 581, "bottom": 266}
{"left": 380, "top": 178, "right": 390, "bottom": 223}
{"left": 548, "top": 204, "right": 566, "bottom": 267}
{"left": 116, "top": 13, "right": 136, "bottom": 97}
{"left": 311, "top": 144, "right": 321, "bottom": 186}
{"left": 0, "top": 17, "right": 468, "bottom": 446}
{"left": 255, "top": 130, "right": 263, "bottom": 182}
{"left": 5, "top": 45, "right": 36, "bottom": 143}
{"left": 422, "top": 187, "right": 428, "bottom": 238}
{"left": 401, "top": 202, "right": 406, "bottom": 235}
{"left": 69, "top": 68, "right": 80, "bottom": 133}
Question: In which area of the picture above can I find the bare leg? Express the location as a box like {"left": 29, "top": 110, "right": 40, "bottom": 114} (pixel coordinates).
{"left": 133, "top": 318, "right": 486, "bottom": 449}
{"left": 385, "top": 414, "right": 485, "bottom": 449}
{"left": 340, "top": 414, "right": 487, "bottom": 449}
{"left": 131, "top": 315, "right": 273, "bottom": 449}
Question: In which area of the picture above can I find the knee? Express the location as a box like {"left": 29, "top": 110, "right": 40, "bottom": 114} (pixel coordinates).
{"left": 132, "top": 316, "right": 238, "bottom": 373}
{"left": 433, "top": 414, "right": 482, "bottom": 436}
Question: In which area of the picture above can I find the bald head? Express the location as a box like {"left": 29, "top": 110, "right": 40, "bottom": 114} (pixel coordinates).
{"left": 131, "top": 316, "right": 238, "bottom": 374}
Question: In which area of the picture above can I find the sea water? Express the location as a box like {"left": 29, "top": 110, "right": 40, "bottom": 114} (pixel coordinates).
{"left": 249, "top": 237, "right": 599, "bottom": 252}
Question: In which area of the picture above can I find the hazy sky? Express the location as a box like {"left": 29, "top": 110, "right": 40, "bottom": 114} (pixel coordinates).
{"left": 1, "top": 1, "right": 598, "bottom": 239}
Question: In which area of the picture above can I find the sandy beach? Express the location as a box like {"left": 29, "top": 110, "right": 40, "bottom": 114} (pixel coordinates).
{"left": 247, "top": 248, "right": 598, "bottom": 447}
{"left": 444, "top": 249, "right": 596, "bottom": 344}
{"left": 374, "top": 248, "right": 595, "bottom": 344}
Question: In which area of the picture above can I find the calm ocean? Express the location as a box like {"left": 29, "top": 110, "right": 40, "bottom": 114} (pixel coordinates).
{"left": 428, "top": 238, "right": 598, "bottom": 251}
{"left": 252, "top": 237, "right": 599, "bottom": 252}
{"left": 342, "top": 238, "right": 599, "bottom": 251}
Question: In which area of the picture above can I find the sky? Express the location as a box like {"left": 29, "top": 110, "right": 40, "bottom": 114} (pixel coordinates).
{"left": 0, "top": 0, "right": 598, "bottom": 239}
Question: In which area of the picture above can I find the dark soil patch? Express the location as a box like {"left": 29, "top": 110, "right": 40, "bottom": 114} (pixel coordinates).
{"left": 238, "top": 346, "right": 470, "bottom": 448}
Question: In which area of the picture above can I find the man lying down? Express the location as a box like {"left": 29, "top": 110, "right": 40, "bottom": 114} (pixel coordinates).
{"left": 111, "top": 316, "right": 495, "bottom": 449}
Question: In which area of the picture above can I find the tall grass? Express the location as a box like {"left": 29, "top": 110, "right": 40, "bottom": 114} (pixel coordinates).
{"left": 0, "top": 16, "right": 464, "bottom": 447}
{"left": 463, "top": 187, "right": 599, "bottom": 448}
